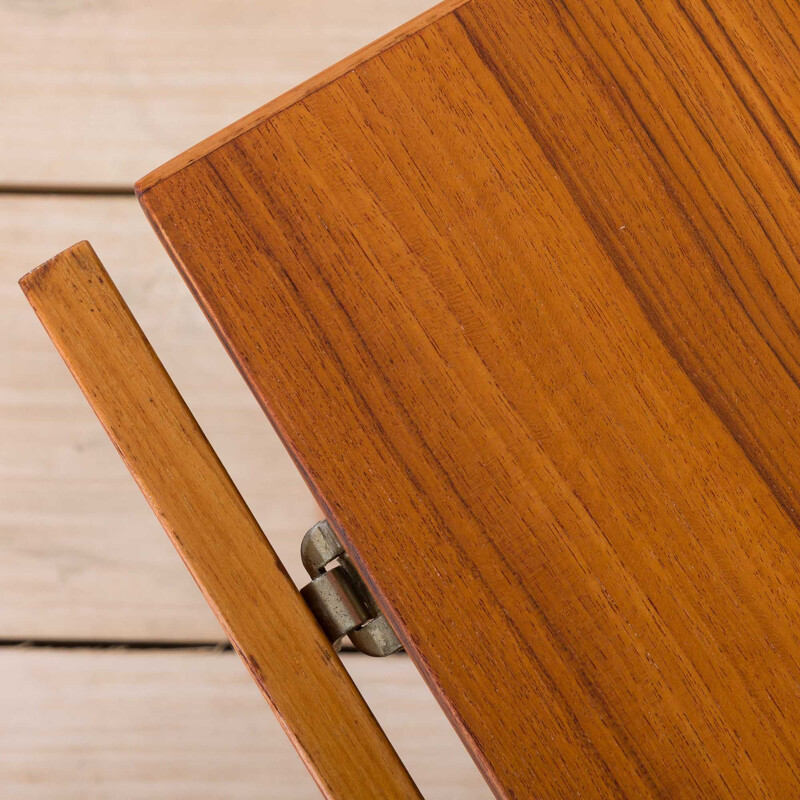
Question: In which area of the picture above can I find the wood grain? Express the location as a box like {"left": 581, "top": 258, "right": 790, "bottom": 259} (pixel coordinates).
{"left": 1, "top": 195, "right": 319, "bottom": 642}
{"left": 139, "top": 0, "right": 800, "bottom": 796}
{"left": 0, "top": 647, "right": 490, "bottom": 800}
{"left": 19, "top": 242, "right": 421, "bottom": 800}
{"left": 0, "top": 0, "right": 434, "bottom": 188}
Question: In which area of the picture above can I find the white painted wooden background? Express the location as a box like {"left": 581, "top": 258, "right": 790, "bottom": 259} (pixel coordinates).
{"left": 1, "top": 1, "right": 490, "bottom": 795}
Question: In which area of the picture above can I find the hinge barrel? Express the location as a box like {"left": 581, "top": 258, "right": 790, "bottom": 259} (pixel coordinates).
{"left": 300, "top": 521, "right": 403, "bottom": 657}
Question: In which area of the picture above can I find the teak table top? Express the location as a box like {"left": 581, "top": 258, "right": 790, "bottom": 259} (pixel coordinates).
{"left": 138, "top": 0, "right": 800, "bottom": 796}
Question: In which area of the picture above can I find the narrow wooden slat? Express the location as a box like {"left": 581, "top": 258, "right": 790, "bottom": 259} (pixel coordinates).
{"left": 1, "top": 195, "right": 318, "bottom": 642}
{"left": 0, "top": 0, "right": 433, "bottom": 187}
{"left": 0, "top": 647, "right": 491, "bottom": 800}
{"left": 19, "top": 242, "right": 422, "bottom": 800}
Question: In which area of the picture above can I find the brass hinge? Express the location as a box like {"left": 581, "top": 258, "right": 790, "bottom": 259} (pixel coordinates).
{"left": 300, "top": 520, "right": 403, "bottom": 657}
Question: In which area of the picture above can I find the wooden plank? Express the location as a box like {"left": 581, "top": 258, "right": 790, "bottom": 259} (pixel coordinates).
{"left": 139, "top": 0, "right": 800, "bottom": 796}
{"left": 0, "top": 647, "right": 490, "bottom": 799}
{"left": 1, "top": 195, "right": 318, "bottom": 642}
{"left": 0, "top": 0, "right": 433, "bottom": 188}
{"left": 20, "top": 242, "right": 422, "bottom": 799}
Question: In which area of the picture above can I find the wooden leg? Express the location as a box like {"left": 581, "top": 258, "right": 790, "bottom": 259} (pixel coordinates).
{"left": 20, "top": 241, "right": 422, "bottom": 800}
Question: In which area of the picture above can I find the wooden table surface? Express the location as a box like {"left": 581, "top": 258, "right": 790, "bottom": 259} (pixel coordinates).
{"left": 140, "top": 0, "right": 800, "bottom": 796}
{"left": 1, "top": 647, "right": 480, "bottom": 800}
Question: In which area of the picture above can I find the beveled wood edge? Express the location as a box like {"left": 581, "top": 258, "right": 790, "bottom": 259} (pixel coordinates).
{"left": 134, "top": 0, "right": 470, "bottom": 195}
{"left": 19, "top": 241, "right": 423, "bottom": 800}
